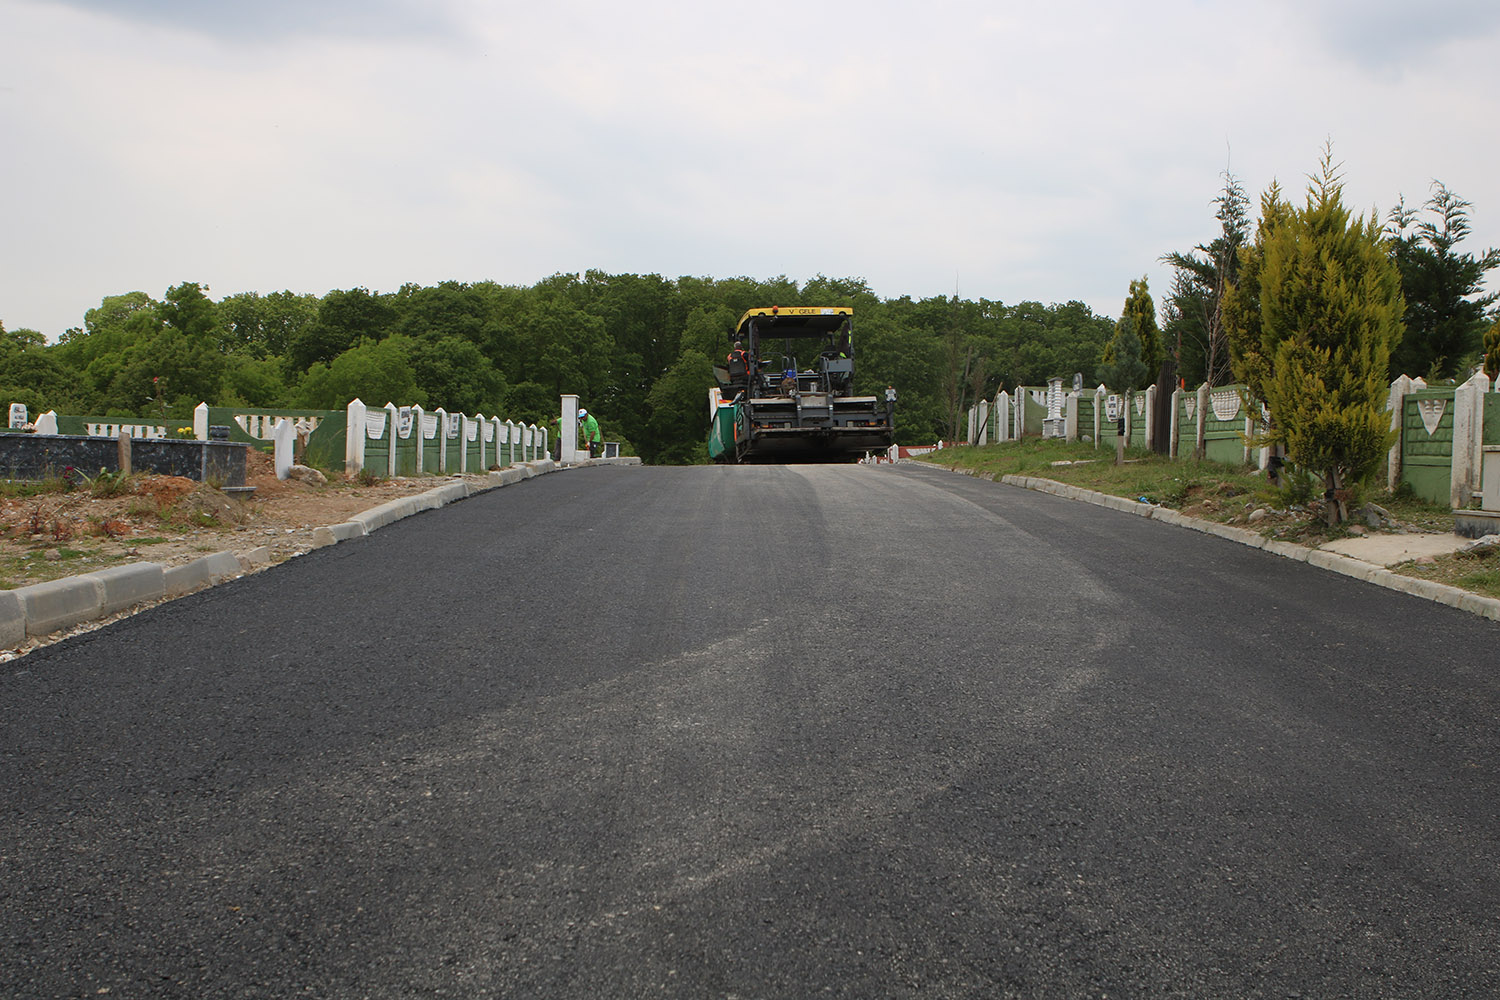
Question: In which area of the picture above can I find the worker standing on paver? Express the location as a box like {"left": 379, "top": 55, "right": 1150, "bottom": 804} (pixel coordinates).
{"left": 578, "top": 408, "right": 602, "bottom": 459}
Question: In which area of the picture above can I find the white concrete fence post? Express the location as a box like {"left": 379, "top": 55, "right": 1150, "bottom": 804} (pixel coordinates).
{"left": 1452, "top": 371, "right": 1491, "bottom": 508}
{"left": 1242, "top": 400, "right": 1254, "bottom": 466}
{"left": 1144, "top": 385, "right": 1157, "bottom": 452}
{"left": 273, "top": 418, "right": 294, "bottom": 480}
{"left": 1169, "top": 387, "right": 1182, "bottom": 459}
{"left": 412, "top": 404, "right": 427, "bottom": 474}
{"left": 385, "top": 403, "right": 399, "bottom": 478}
{"left": 560, "top": 396, "right": 581, "bottom": 464}
{"left": 1386, "top": 375, "right": 1413, "bottom": 488}
{"left": 1195, "top": 383, "right": 1209, "bottom": 460}
{"left": 345, "top": 398, "right": 367, "bottom": 476}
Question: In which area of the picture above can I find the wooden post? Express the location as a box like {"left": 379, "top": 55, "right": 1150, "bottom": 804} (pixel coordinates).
{"left": 117, "top": 430, "right": 132, "bottom": 476}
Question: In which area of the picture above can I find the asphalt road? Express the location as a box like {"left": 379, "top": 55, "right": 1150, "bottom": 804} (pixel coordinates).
{"left": 3, "top": 462, "right": 1498, "bottom": 999}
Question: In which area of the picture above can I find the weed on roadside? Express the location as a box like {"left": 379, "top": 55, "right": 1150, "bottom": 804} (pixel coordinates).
{"left": 918, "top": 439, "right": 1455, "bottom": 541}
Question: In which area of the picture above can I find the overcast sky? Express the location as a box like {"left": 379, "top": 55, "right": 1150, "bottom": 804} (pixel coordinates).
{"left": 3, "top": 0, "right": 1499, "bottom": 339}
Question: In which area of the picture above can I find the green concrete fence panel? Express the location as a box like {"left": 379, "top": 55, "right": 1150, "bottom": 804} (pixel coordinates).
{"left": 54, "top": 416, "right": 168, "bottom": 438}
{"left": 1177, "top": 391, "right": 1201, "bottom": 457}
{"left": 1484, "top": 394, "right": 1500, "bottom": 447}
{"left": 204, "top": 407, "right": 340, "bottom": 453}
{"left": 1077, "top": 395, "right": 1097, "bottom": 445}
{"left": 1128, "top": 393, "right": 1148, "bottom": 449}
{"left": 1401, "top": 388, "right": 1456, "bottom": 505}
{"left": 1203, "top": 385, "right": 1250, "bottom": 466}
{"left": 1021, "top": 387, "right": 1047, "bottom": 437}
{"left": 393, "top": 407, "right": 419, "bottom": 476}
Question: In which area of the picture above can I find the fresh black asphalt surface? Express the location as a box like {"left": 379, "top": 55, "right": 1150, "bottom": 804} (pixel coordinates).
{"left": 3, "top": 462, "right": 1499, "bottom": 998}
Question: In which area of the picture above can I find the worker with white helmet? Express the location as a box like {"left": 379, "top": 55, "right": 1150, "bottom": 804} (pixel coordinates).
{"left": 578, "top": 407, "right": 601, "bottom": 458}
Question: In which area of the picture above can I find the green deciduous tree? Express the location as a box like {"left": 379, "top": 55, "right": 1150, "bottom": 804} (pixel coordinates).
{"left": 1225, "top": 153, "right": 1405, "bottom": 525}
{"left": 298, "top": 335, "right": 423, "bottom": 410}
{"left": 287, "top": 287, "right": 395, "bottom": 373}
{"left": 218, "top": 290, "right": 318, "bottom": 359}
{"left": 161, "top": 281, "right": 219, "bottom": 341}
{"left": 0, "top": 324, "right": 81, "bottom": 414}
{"left": 410, "top": 336, "right": 505, "bottom": 414}
{"left": 644, "top": 349, "right": 715, "bottom": 465}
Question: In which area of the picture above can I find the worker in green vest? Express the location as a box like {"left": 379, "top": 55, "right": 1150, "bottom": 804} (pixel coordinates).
{"left": 578, "top": 408, "right": 602, "bottom": 458}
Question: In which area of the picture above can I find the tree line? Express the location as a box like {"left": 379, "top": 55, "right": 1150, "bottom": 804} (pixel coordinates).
{"left": 5, "top": 155, "right": 1488, "bottom": 477}
{"left": 0, "top": 274, "right": 1115, "bottom": 464}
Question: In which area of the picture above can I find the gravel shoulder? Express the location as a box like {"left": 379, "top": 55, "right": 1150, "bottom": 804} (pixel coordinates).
{"left": 0, "top": 449, "right": 484, "bottom": 590}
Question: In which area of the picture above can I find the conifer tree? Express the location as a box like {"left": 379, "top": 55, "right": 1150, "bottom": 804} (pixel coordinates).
{"left": 1100, "top": 277, "right": 1160, "bottom": 391}
{"left": 1162, "top": 171, "right": 1250, "bottom": 387}
{"left": 1386, "top": 183, "right": 1499, "bottom": 379}
{"left": 1097, "top": 313, "right": 1148, "bottom": 394}
{"left": 1483, "top": 317, "right": 1500, "bottom": 381}
{"left": 1225, "top": 152, "right": 1405, "bottom": 525}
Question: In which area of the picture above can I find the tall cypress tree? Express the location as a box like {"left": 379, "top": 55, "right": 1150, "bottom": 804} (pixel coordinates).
{"left": 1097, "top": 313, "right": 1148, "bottom": 393}
{"left": 1226, "top": 151, "right": 1405, "bottom": 525}
{"left": 1101, "top": 277, "right": 1161, "bottom": 391}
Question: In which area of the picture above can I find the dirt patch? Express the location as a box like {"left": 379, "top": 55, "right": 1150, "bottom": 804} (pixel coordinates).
{"left": 0, "top": 447, "right": 497, "bottom": 591}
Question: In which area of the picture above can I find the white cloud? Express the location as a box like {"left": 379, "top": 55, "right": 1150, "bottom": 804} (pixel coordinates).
{"left": 2, "top": 0, "right": 1499, "bottom": 338}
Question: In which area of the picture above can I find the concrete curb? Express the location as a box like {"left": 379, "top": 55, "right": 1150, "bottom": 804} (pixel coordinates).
{"left": 85, "top": 562, "right": 167, "bottom": 616}
{"left": 17, "top": 575, "right": 106, "bottom": 637}
{"left": 0, "top": 590, "right": 25, "bottom": 648}
{"left": 1, "top": 456, "right": 600, "bottom": 650}
{"left": 998, "top": 472, "right": 1500, "bottom": 623}
{"left": 164, "top": 551, "right": 243, "bottom": 597}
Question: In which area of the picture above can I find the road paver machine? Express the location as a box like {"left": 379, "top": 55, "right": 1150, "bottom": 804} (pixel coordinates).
{"left": 708, "top": 306, "right": 895, "bottom": 463}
